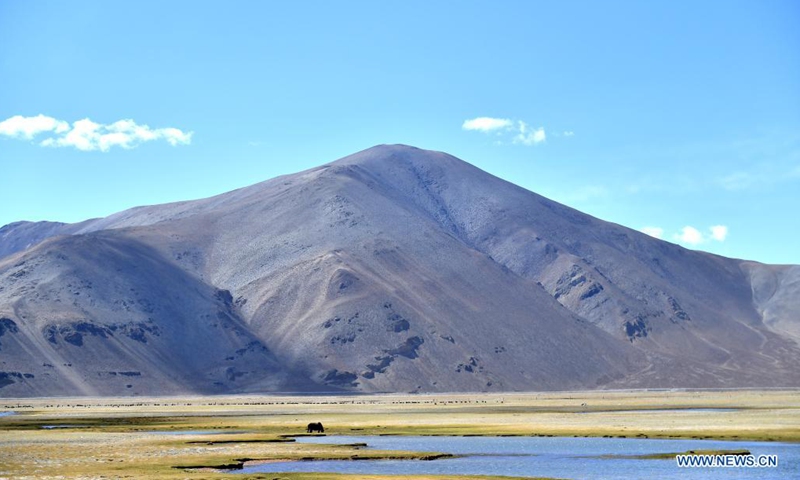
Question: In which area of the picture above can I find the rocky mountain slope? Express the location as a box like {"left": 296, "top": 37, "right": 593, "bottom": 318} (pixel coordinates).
{"left": 1, "top": 145, "right": 798, "bottom": 396}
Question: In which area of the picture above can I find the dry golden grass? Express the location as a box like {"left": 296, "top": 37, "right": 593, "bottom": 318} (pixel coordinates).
{"left": 0, "top": 389, "right": 797, "bottom": 479}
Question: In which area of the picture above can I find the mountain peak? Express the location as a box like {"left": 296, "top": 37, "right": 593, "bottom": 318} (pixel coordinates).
{"left": 332, "top": 144, "right": 451, "bottom": 167}
{"left": 1, "top": 146, "right": 798, "bottom": 396}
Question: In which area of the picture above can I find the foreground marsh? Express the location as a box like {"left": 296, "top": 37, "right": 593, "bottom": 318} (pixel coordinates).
{"left": 246, "top": 435, "right": 797, "bottom": 479}
{"left": 0, "top": 389, "right": 798, "bottom": 479}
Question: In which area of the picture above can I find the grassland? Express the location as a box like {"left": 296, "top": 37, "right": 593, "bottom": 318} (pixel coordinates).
{"left": 0, "top": 389, "right": 798, "bottom": 479}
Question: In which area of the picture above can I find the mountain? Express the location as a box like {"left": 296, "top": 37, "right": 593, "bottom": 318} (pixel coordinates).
{"left": 1, "top": 145, "right": 798, "bottom": 396}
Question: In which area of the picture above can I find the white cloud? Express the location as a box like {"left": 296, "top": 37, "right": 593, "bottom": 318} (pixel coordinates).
{"left": 674, "top": 226, "right": 705, "bottom": 245}
{"left": 641, "top": 227, "right": 664, "bottom": 239}
{"left": 462, "top": 116, "right": 548, "bottom": 146}
{"left": 671, "top": 224, "right": 729, "bottom": 246}
{"left": 563, "top": 131, "right": 575, "bottom": 137}
{"left": 0, "top": 114, "right": 69, "bottom": 139}
{"left": 513, "top": 121, "right": 546, "bottom": 145}
{"left": 462, "top": 117, "right": 513, "bottom": 132}
{"left": 710, "top": 225, "right": 728, "bottom": 241}
{"left": 0, "top": 114, "right": 192, "bottom": 151}
{"left": 155, "top": 127, "right": 192, "bottom": 146}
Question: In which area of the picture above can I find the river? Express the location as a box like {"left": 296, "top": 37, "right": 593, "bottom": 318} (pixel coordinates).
{"left": 240, "top": 435, "right": 799, "bottom": 479}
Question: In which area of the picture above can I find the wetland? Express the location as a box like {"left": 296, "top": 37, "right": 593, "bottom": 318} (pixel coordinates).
{"left": 1, "top": 389, "right": 798, "bottom": 479}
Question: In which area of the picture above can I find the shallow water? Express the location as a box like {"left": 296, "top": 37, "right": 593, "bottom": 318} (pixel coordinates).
{"left": 240, "top": 435, "right": 799, "bottom": 479}
{"left": 0, "top": 411, "right": 15, "bottom": 417}
{"left": 578, "top": 408, "right": 739, "bottom": 414}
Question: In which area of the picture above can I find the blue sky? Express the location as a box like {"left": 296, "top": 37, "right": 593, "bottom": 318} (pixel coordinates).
{"left": 1, "top": 1, "right": 798, "bottom": 264}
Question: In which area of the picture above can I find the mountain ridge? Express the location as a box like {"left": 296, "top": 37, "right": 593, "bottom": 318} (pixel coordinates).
{"left": 1, "top": 144, "right": 798, "bottom": 396}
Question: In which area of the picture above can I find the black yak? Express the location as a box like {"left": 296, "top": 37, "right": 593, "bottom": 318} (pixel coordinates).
{"left": 306, "top": 422, "right": 324, "bottom": 433}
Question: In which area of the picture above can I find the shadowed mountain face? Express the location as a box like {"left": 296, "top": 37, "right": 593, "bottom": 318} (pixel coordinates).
{"left": 1, "top": 145, "right": 798, "bottom": 396}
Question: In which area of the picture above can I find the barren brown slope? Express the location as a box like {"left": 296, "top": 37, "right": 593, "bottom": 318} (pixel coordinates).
{"left": 1, "top": 145, "right": 798, "bottom": 396}
{"left": 742, "top": 263, "right": 800, "bottom": 344}
{"left": 0, "top": 233, "right": 312, "bottom": 396}
{"left": 322, "top": 146, "right": 800, "bottom": 387}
